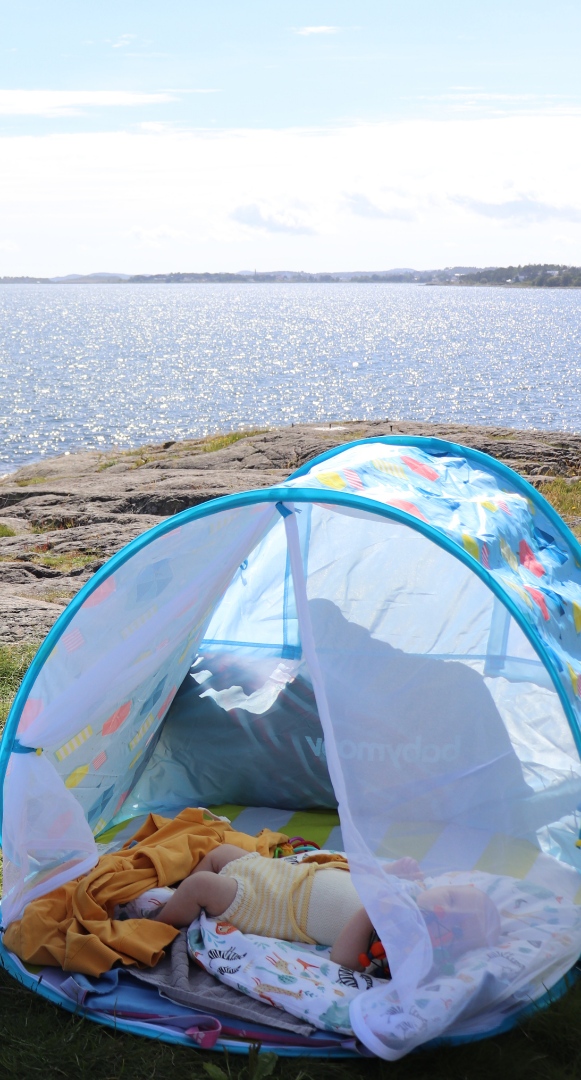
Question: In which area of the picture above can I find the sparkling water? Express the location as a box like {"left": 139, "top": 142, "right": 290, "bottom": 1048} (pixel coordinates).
{"left": 1, "top": 282, "right": 580, "bottom": 472}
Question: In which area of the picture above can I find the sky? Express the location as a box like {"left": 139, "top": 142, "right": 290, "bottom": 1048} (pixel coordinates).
{"left": 1, "top": 1, "right": 581, "bottom": 274}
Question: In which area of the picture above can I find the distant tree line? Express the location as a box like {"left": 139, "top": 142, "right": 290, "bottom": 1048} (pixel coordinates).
{"left": 456, "top": 264, "right": 581, "bottom": 287}
{"left": 2, "top": 264, "right": 581, "bottom": 286}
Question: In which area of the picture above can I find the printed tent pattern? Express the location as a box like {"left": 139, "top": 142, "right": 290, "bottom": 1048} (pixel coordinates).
{"left": 2, "top": 435, "right": 581, "bottom": 1058}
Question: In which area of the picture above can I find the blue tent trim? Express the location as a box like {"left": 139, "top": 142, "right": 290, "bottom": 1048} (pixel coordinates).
{"left": 0, "top": 933, "right": 575, "bottom": 1056}
{"left": 2, "top": 451, "right": 580, "bottom": 839}
{"left": 2, "top": 435, "right": 581, "bottom": 1055}
{"left": 289, "top": 434, "right": 581, "bottom": 567}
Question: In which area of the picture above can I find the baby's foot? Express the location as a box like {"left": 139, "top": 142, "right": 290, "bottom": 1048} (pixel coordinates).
{"left": 115, "top": 886, "right": 176, "bottom": 920}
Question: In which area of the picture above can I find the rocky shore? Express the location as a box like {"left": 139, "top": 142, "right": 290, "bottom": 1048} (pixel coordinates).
{"left": 2, "top": 420, "right": 581, "bottom": 644}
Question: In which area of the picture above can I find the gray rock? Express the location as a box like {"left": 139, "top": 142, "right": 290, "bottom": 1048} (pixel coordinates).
{"left": 1, "top": 420, "right": 580, "bottom": 643}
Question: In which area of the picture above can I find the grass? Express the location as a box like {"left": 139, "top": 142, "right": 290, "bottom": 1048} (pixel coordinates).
{"left": 0, "top": 524, "right": 16, "bottom": 537}
{"left": 0, "top": 549, "right": 98, "bottom": 574}
{"left": 30, "top": 549, "right": 98, "bottom": 572}
{"left": 94, "top": 430, "right": 270, "bottom": 474}
{"left": 541, "top": 479, "right": 581, "bottom": 520}
{"left": 14, "top": 476, "right": 47, "bottom": 487}
{"left": 199, "top": 429, "right": 268, "bottom": 454}
{"left": 0, "top": 641, "right": 39, "bottom": 730}
{"left": 14, "top": 589, "right": 75, "bottom": 608}
{"left": 1, "top": 959, "right": 581, "bottom": 1080}
{"left": 30, "top": 520, "right": 77, "bottom": 533}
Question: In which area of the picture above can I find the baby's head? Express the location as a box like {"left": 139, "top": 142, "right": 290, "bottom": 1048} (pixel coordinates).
{"left": 416, "top": 884, "right": 500, "bottom": 959}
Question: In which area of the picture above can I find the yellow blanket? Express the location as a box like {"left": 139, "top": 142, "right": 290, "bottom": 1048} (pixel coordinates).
{"left": 3, "top": 807, "right": 293, "bottom": 976}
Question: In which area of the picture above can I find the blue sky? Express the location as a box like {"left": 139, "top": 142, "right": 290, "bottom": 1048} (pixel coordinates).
{"left": 1, "top": 2, "right": 581, "bottom": 272}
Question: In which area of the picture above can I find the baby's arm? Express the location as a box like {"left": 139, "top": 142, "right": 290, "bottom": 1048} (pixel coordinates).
{"left": 329, "top": 907, "right": 374, "bottom": 971}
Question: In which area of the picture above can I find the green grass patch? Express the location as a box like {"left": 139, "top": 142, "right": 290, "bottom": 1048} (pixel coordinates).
{"left": 30, "top": 520, "right": 77, "bottom": 533}
{"left": 97, "top": 458, "right": 119, "bottom": 471}
{"left": 542, "top": 479, "right": 581, "bottom": 520}
{"left": 30, "top": 548, "right": 98, "bottom": 572}
{"left": 14, "top": 476, "right": 47, "bottom": 487}
{"left": 41, "top": 589, "right": 76, "bottom": 605}
{"left": 0, "top": 641, "right": 38, "bottom": 732}
{"left": 200, "top": 429, "right": 268, "bottom": 454}
{"left": 0, "top": 524, "right": 16, "bottom": 537}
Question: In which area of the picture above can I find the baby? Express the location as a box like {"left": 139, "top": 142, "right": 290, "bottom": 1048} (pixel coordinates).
{"left": 122, "top": 846, "right": 500, "bottom": 971}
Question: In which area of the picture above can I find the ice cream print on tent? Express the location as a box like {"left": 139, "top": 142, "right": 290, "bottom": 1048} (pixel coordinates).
{"left": 2, "top": 435, "right": 581, "bottom": 1060}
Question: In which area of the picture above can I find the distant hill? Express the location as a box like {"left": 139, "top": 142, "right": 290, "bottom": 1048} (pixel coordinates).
{"left": 1, "top": 264, "right": 580, "bottom": 286}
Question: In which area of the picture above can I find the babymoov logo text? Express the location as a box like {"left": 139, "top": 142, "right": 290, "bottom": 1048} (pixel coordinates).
{"left": 305, "top": 735, "right": 460, "bottom": 768}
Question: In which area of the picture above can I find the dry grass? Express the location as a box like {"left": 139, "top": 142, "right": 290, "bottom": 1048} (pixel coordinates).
{"left": 30, "top": 520, "right": 77, "bottom": 533}
{"left": 0, "top": 641, "right": 39, "bottom": 730}
{"left": 199, "top": 429, "right": 268, "bottom": 454}
{"left": 94, "top": 430, "right": 268, "bottom": 472}
{"left": 541, "top": 478, "right": 581, "bottom": 520}
{"left": 14, "top": 476, "right": 47, "bottom": 487}
{"left": 30, "top": 548, "right": 98, "bottom": 572}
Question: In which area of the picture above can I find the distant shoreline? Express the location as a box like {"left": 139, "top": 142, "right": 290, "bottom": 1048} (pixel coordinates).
{"left": 2, "top": 264, "right": 580, "bottom": 288}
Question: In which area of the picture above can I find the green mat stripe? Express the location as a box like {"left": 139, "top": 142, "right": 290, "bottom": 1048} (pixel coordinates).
{"left": 280, "top": 809, "right": 340, "bottom": 848}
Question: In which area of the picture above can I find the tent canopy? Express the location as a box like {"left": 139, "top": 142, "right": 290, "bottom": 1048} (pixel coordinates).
{"left": 2, "top": 435, "right": 581, "bottom": 1056}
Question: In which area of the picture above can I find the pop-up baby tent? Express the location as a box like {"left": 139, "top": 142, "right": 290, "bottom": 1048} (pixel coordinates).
{"left": 3, "top": 435, "right": 581, "bottom": 1059}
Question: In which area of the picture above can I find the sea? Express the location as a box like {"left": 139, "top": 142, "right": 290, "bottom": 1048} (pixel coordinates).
{"left": 1, "top": 282, "right": 581, "bottom": 474}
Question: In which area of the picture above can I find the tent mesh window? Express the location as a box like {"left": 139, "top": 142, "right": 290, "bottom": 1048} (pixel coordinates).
{"left": 2, "top": 437, "right": 581, "bottom": 1058}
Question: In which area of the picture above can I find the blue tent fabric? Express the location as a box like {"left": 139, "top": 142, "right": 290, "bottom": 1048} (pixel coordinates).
{"left": 2, "top": 435, "right": 581, "bottom": 1058}
{"left": 287, "top": 437, "right": 581, "bottom": 742}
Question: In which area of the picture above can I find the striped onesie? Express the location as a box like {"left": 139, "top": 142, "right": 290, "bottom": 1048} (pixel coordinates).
{"left": 218, "top": 851, "right": 363, "bottom": 946}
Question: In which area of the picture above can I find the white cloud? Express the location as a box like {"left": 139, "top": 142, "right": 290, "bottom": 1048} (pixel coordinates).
{"left": 159, "top": 88, "right": 221, "bottom": 94}
{"left": 0, "top": 90, "right": 176, "bottom": 117}
{"left": 112, "top": 34, "right": 137, "bottom": 49}
{"left": 451, "top": 194, "right": 581, "bottom": 224}
{"left": 1, "top": 115, "right": 581, "bottom": 274}
{"left": 295, "top": 26, "right": 340, "bottom": 36}
{"left": 128, "top": 226, "right": 188, "bottom": 247}
{"left": 344, "top": 193, "right": 415, "bottom": 221}
{"left": 231, "top": 204, "right": 316, "bottom": 234}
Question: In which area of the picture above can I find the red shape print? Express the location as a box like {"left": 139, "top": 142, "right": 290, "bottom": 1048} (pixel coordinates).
{"left": 386, "top": 498, "right": 428, "bottom": 522}
{"left": 62, "top": 627, "right": 85, "bottom": 653}
{"left": 401, "top": 456, "right": 439, "bottom": 482}
{"left": 82, "top": 576, "right": 116, "bottom": 608}
{"left": 18, "top": 698, "right": 43, "bottom": 733}
{"left": 102, "top": 701, "right": 132, "bottom": 736}
{"left": 343, "top": 468, "right": 364, "bottom": 490}
{"left": 524, "top": 585, "right": 550, "bottom": 621}
{"left": 47, "top": 810, "right": 74, "bottom": 838}
{"left": 156, "top": 686, "right": 177, "bottom": 720}
{"left": 114, "top": 790, "right": 129, "bottom": 815}
{"left": 92, "top": 750, "right": 107, "bottom": 771}
{"left": 519, "top": 540, "right": 545, "bottom": 578}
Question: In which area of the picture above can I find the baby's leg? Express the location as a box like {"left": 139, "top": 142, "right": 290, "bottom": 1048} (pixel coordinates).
{"left": 191, "top": 843, "right": 251, "bottom": 876}
{"left": 330, "top": 907, "right": 374, "bottom": 970}
{"left": 154, "top": 871, "right": 237, "bottom": 928}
